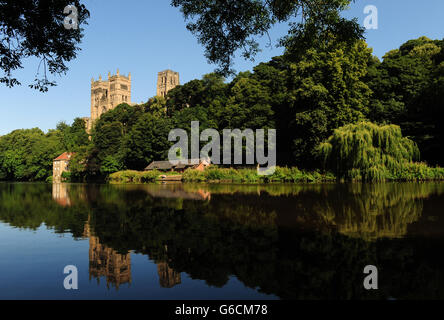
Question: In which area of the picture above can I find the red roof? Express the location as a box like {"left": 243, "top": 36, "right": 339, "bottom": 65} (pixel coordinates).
{"left": 54, "top": 152, "right": 75, "bottom": 161}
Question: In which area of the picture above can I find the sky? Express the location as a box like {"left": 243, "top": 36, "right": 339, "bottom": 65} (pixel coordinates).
{"left": 1, "top": 0, "right": 444, "bottom": 135}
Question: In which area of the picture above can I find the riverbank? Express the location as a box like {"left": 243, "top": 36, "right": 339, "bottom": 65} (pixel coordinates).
{"left": 107, "top": 164, "right": 444, "bottom": 184}
{"left": 109, "top": 164, "right": 444, "bottom": 184}
{"left": 108, "top": 167, "right": 336, "bottom": 184}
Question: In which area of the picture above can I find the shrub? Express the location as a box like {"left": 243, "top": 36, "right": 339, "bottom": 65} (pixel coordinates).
{"left": 61, "top": 171, "right": 72, "bottom": 182}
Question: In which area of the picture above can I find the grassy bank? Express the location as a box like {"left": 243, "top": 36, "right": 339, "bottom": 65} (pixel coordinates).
{"left": 108, "top": 163, "right": 444, "bottom": 184}
{"left": 341, "top": 162, "right": 444, "bottom": 182}
{"left": 108, "top": 170, "right": 169, "bottom": 183}
{"left": 109, "top": 167, "right": 337, "bottom": 184}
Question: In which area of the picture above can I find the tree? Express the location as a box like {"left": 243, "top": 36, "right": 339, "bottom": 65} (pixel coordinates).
{"left": 0, "top": 0, "right": 89, "bottom": 91}
{"left": 100, "top": 155, "right": 123, "bottom": 175}
{"left": 365, "top": 37, "right": 444, "bottom": 166}
{"left": 123, "top": 114, "right": 173, "bottom": 170}
{"left": 145, "top": 96, "right": 167, "bottom": 117}
{"left": 171, "top": 0, "right": 361, "bottom": 75}
{"left": 221, "top": 72, "right": 274, "bottom": 130}
{"left": 317, "top": 122, "right": 420, "bottom": 181}
{"left": 285, "top": 36, "right": 372, "bottom": 167}
{"left": 57, "top": 118, "right": 90, "bottom": 152}
{"left": 93, "top": 121, "right": 124, "bottom": 163}
{"left": 166, "top": 73, "right": 228, "bottom": 116}
{"left": 95, "top": 103, "right": 143, "bottom": 136}
{"left": 0, "top": 128, "right": 64, "bottom": 181}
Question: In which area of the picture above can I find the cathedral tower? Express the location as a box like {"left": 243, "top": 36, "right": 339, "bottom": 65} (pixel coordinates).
{"left": 156, "top": 70, "right": 179, "bottom": 97}
{"left": 90, "top": 69, "right": 131, "bottom": 123}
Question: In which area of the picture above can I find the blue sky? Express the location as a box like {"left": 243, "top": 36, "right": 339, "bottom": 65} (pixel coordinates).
{"left": 1, "top": 0, "right": 444, "bottom": 135}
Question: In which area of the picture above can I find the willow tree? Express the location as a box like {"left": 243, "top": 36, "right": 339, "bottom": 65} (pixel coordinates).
{"left": 317, "top": 122, "right": 420, "bottom": 181}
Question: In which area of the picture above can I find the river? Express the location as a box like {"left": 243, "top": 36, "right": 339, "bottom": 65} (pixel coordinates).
{"left": 0, "top": 182, "right": 443, "bottom": 299}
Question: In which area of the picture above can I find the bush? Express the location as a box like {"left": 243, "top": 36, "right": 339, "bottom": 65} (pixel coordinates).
{"left": 108, "top": 170, "right": 164, "bottom": 183}
{"left": 183, "top": 166, "right": 335, "bottom": 183}
{"left": 61, "top": 171, "right": 72, "bottom": 182}
{"left": 182, "top": 169, "right": 206, "bottom": 182}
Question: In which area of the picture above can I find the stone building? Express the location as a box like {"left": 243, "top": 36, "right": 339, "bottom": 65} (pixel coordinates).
{"left": 156, "top": 69, "right": 180, "bottom": 97}
{"left": 90, "top": 69, "right": 132, "bottom": 123}
{"left": 83, "top": 69, "right": 179, "bottom": 132}
{"left": 53, "top": 152, "right": 74, "bottom": 183}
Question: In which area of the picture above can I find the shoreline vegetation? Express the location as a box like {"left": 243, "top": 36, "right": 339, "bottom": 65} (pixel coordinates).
{"left": 108, "top": 164, "right": 444, "bottom": 184}
{"left": 2, "top": 37, "right": 444, "bottom": 184}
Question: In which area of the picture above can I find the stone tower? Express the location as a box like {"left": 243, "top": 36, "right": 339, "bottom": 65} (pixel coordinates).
{"left": 156, "top": 69, "right": 179, "bottom": 97}
{"left": 90, "top": 69, "right": 131, "bottom": 123}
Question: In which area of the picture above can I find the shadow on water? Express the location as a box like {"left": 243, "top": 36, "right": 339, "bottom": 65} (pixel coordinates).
{"left": 1, "top": 182, "right": 444, "bottom": 299}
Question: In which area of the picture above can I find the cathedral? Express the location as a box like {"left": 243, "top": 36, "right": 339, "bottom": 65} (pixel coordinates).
{"left": 84, "top": 69, "right": 180, "bottom": 132}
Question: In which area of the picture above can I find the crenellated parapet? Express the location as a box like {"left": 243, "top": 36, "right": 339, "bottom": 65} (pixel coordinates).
{"left": 90, "top": 69, "right": 132, "bottom": 123}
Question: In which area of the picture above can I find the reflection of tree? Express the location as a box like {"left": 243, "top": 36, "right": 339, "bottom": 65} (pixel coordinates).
{"left": 313, "top": 183, "right": 431, "bottom": 240}
{"left": 2, "top": 182, "right": 444, "bottom": 299}
{"left": 0, "top": 183, "right": 88, "bottom": 236}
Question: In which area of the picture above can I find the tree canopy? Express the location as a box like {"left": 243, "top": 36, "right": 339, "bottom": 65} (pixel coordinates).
{"left": 0, "top": 0, "right": 89, "bottom": 91}
{"left": 171, "top": 0, "right": 362, "bottom": 75}
{"left": 2, "top": 35, "right": 444, "bottom": 182}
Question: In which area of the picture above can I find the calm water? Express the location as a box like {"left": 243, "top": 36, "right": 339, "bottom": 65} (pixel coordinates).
{"left": 0, "top": 182, "right": 444, "bottom": 299}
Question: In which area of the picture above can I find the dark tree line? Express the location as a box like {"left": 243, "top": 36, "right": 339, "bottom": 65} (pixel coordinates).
{"left": 1, "top": 34, "right": 444, "bottom": 181}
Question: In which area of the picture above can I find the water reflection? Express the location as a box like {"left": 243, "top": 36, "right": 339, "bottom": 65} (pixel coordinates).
{"left": 84, "top": 219, "right": 132, "bottom": 289}
{"left": 52, "top": 183, "right": 72, "bottom": 207}
{"left": 157, "top": 259, "right": 182, "bottom": 288}
{"left": 0, "top": 182, "right": 444, "bottom": 299}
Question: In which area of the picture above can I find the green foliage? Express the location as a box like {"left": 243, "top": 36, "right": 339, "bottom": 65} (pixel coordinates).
{"left": 110, "top": 167, "right": 336, "bottom": 184}
{"left": 387, "top": 162, "right": 444, "bottom": 181}
{"left": 182, "top": 168, "right": 207, "bottom": 182}
{"left": 108, "top": 170, "right": 162, "bottom": 183}
{"left": 123, "top": 113, "right": 173, "bottom": 170}
{"left": 4, "top": 34, "right": 444, "bottom": 181}
{"left": 0, "top": 117, "right": 90, "bottom": 182}
{"left": 0, "top": 128, "right": 64, "bottom": 181}
{"left": 366, "top": 36, "right": 444, "bottom": 166}
{"left": 57, "top": 118, "right": 90, "bottom": 152}
{"left": 0, "top": 0, "right": 90, "bottom": 90}
{"left": 61, "top": 171, "right": 72, "bottom": 182}
{"left": 166, "top": 73, "right": 228, "bottom": 116}
{"left": 285, "top": 38, "right": 373, "bottom": 166}
{"left": 100, "top": 155, "right": 123, "bottom": 175}
{"left": 317, "top": 122, "right": 421, "bottom": 181}
{"left": 171, "top": 0, "right": 361, "bottom": 75}
{"left": 181, "top": 166, "right": 335, "bottom": 183}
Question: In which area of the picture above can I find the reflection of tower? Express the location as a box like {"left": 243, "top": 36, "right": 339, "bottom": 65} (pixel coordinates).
{"left": 157, "top": 261, "right": 181, "bottom": 288}
{"left": 52, "top": 183, "right": 71, "bottom": 207}
{"left": 84, "top": 220, "right": 132, "bottom": 289}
